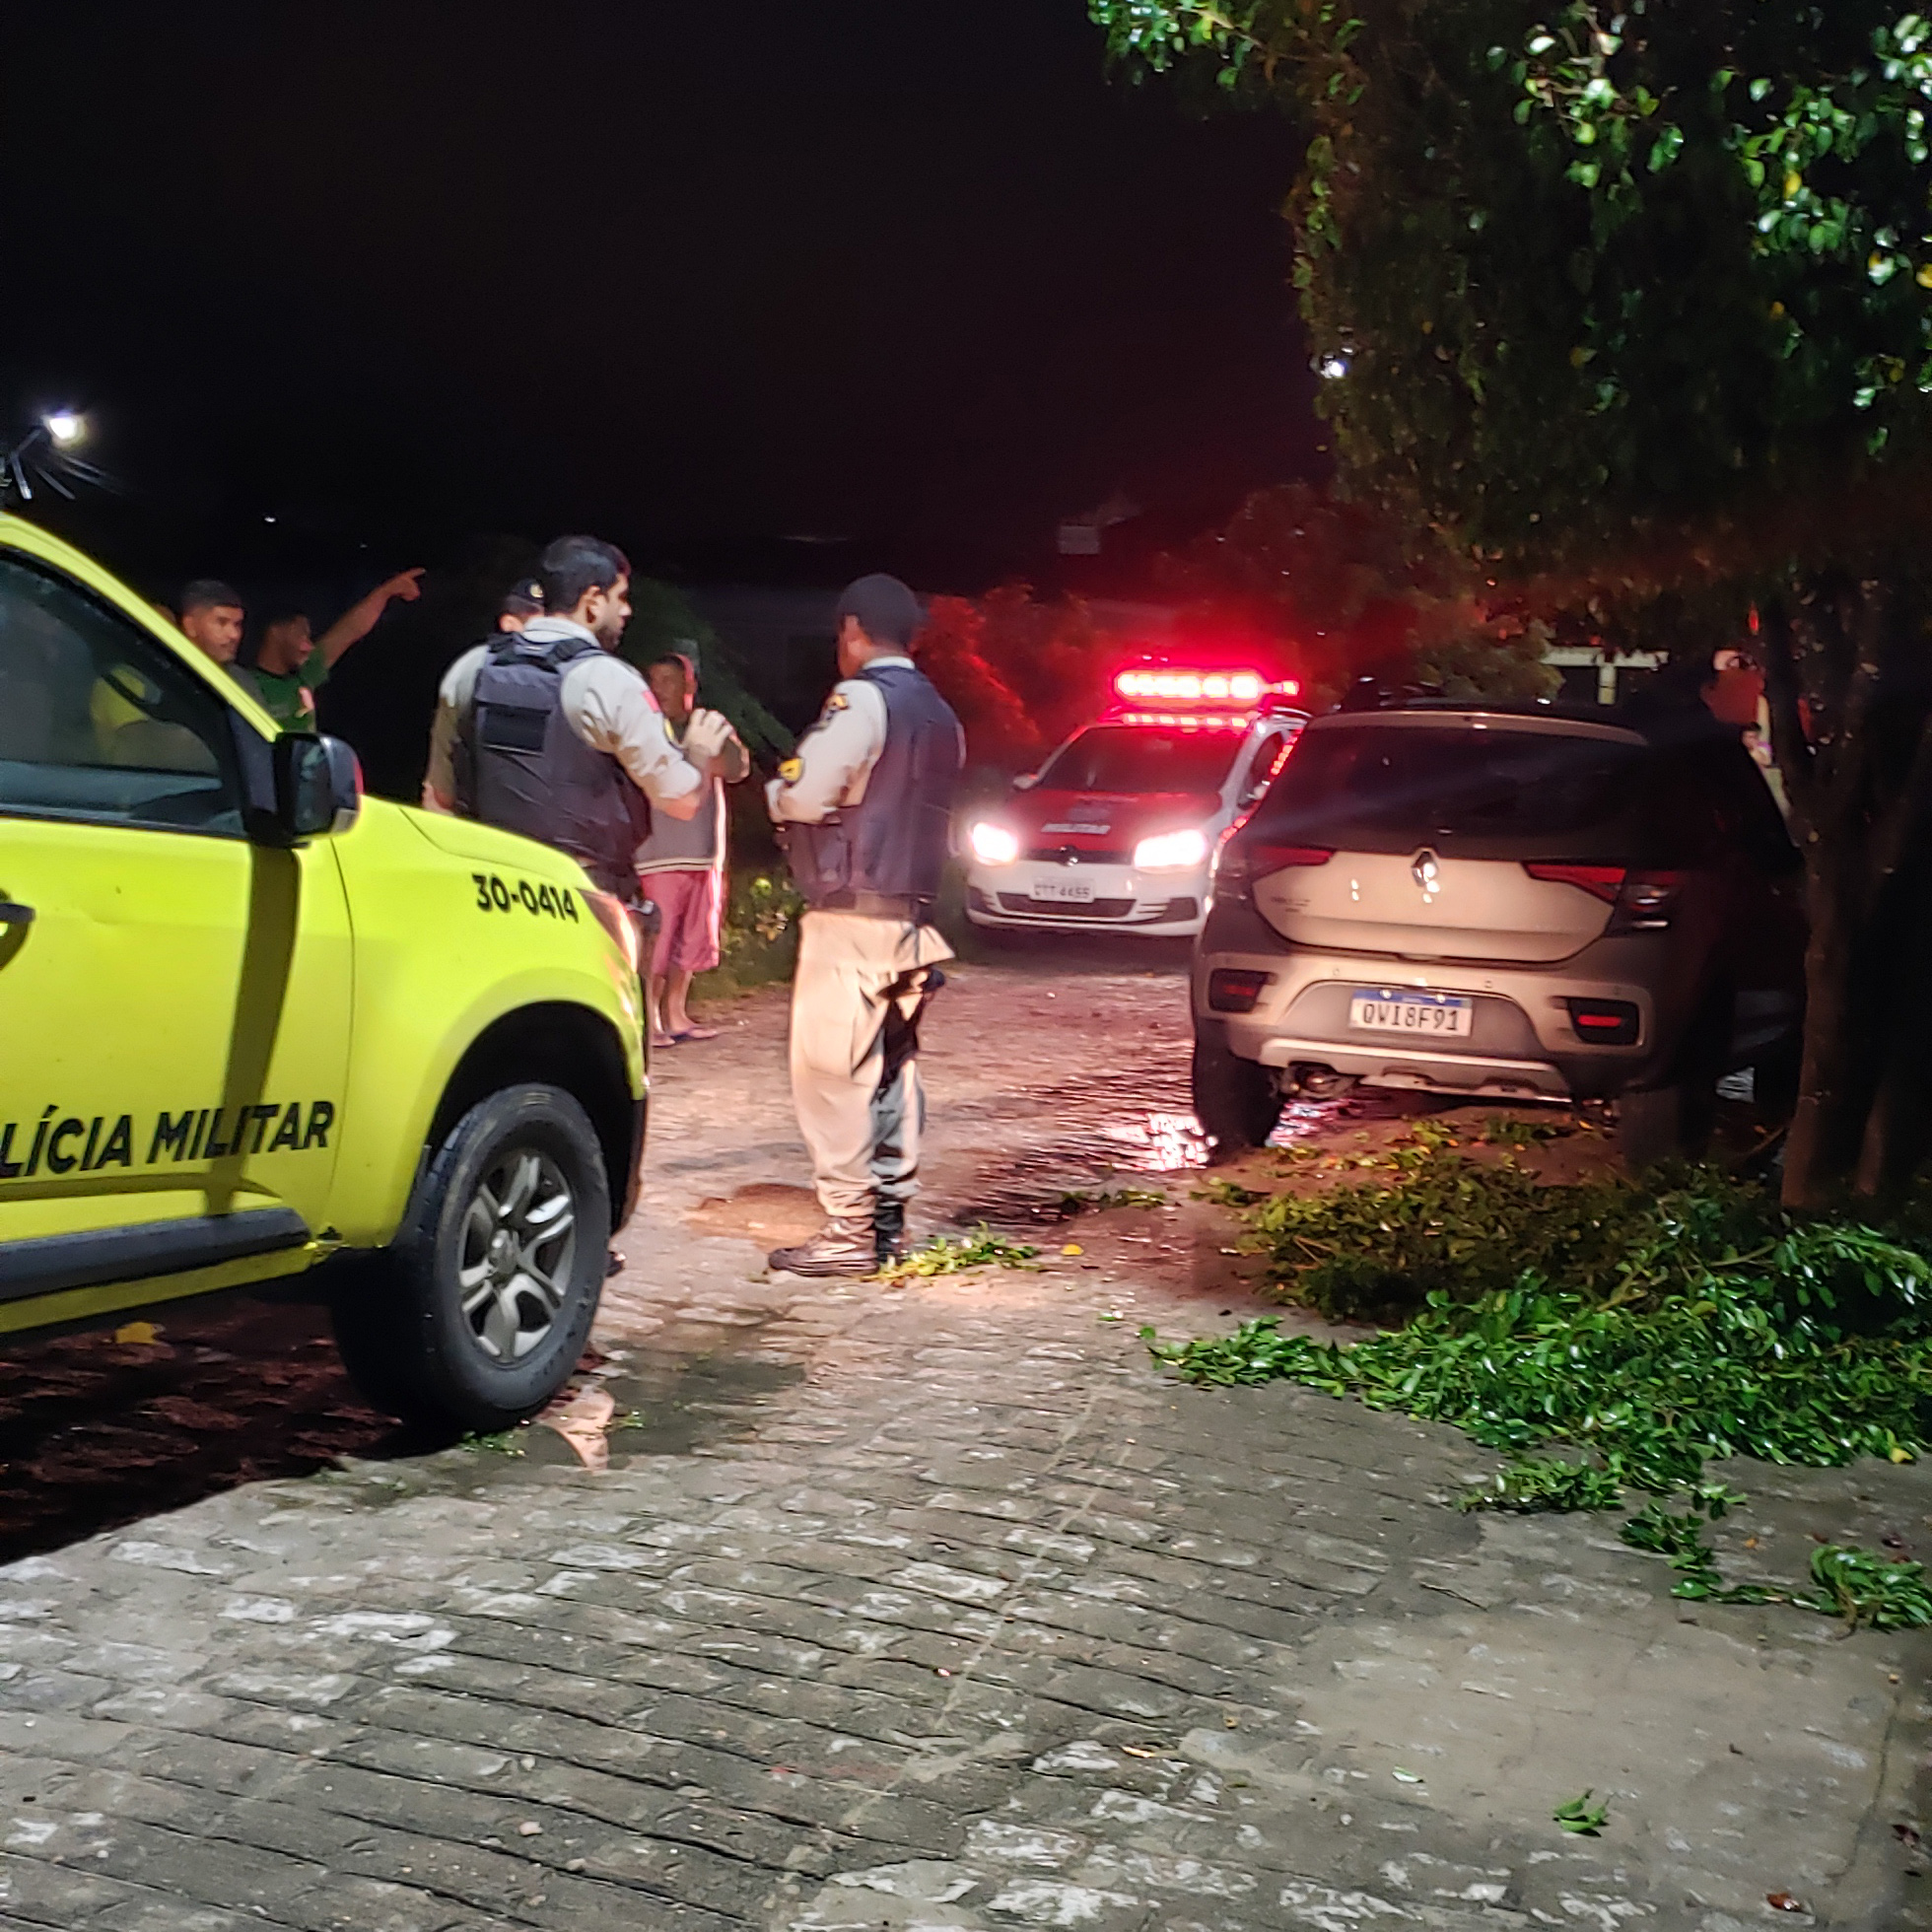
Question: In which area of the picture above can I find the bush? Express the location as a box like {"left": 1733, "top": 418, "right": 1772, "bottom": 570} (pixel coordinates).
{"left": 693, "top": 871, "right": 804, "bottom": 999}
{"left": 1152, "top": 1148, "right": 1932, "bottom": 1496}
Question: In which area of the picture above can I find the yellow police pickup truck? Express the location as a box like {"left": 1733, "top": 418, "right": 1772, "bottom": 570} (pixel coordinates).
{"left": 0, "top": 516, "right": 647, "bottom": 1429}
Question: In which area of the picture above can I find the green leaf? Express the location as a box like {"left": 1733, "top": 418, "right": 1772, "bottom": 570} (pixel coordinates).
{"left": 1553, "top": 1791, "right": 1611, "bottom": 1835}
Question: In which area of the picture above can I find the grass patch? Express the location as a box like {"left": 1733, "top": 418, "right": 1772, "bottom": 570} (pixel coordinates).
{"left": 1149, "top": 1144, "right": 1932, "bottom": 1626}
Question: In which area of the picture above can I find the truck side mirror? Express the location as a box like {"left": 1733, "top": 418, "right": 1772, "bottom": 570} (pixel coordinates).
{"left": 268, "top": 733, "right": 363, "bottom": 843}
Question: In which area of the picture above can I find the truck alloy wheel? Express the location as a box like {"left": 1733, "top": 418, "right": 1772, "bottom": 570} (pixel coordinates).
{"left": 457, "top": 1147, "right": 579, "bottom": 1363}
{"left": 334, "top": 1084, "right": 609, "bottom": 1432}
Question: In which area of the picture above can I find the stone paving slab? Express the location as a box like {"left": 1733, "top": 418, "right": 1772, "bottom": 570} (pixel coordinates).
{"left": 0, "top": 965, "right": 1928, "bottom": 1930}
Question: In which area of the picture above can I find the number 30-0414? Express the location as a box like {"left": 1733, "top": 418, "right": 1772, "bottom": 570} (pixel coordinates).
{"left": 471, "top": 872, "right": 580, "bottom": 922}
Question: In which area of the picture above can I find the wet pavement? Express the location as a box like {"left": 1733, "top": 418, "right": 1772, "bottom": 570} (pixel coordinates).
{"left": 1, "top": 953, "right": 1930, "bottom": 1931}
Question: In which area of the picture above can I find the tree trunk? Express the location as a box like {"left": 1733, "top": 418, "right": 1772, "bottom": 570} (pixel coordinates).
{"left": 1766, "top": 580, "right": 1932, "bottom": 1208}
{"left": 1782, "top": 845, "right": 1873, "bottom": 1208}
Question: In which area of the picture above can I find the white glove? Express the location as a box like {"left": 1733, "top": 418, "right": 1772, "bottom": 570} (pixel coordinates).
{"left": 682, "top": 707, "right": 734, "bottom": 763}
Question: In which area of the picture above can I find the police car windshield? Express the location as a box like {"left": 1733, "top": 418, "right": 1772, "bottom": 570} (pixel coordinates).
{"left": 1040, "top": 725, "right": 1239, "bottom": 795}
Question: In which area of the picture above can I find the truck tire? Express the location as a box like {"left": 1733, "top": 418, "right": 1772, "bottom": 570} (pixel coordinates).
{"left": 334, "top": 1084, "right": 608, "bottom": 1432}
{"left": 1192, "top": 1022, "right": 1281, "bottom": 1159}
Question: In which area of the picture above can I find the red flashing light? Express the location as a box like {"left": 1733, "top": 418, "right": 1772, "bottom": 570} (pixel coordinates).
{"left": 1114, "top": 668, "right": 1267, "bottom": 706}
{"left": 1113, "top": 710, "right": 1249, "bottom": 729}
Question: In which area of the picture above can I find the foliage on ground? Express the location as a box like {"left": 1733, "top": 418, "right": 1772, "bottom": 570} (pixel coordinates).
{"left": 1552, "top": 1792, "right": 1610, "bottom": 1837}
{"left": 876, "top": 1227, "right": 1041, "bottom": 1283}
{"left": 1060, "top": 1186, "right": 1169, "bottom": 1213}
{"left": 1147, "top": 1144, "right": 1932, "bottom": 1624}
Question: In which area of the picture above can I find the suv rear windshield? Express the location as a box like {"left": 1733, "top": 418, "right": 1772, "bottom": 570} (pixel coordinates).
{"left": 1251, "top": 721, "right": 1645, "bottom": 858}
{"left": 1040, "top": 725, "right": 1239, "bottom": 795}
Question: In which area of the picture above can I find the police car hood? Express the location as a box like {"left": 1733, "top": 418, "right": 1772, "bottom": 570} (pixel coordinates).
{"left": 1007, "top": 788, "right": 1220, "bottom": 855}
{"left": 399, "top": 807, "right": 594, "bottom": 885}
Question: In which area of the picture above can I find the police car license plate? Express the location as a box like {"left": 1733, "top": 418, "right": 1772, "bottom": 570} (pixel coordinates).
{"left": 1033, "top": 878, "right": 1097, "bottom": 904}
{"left": 1349, "top": 989, "right": 1473, "bottom": 1037}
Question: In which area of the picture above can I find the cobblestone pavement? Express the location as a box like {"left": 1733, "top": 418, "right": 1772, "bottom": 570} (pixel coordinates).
{"left": 3, "top": 959, "right": 1931, "bottom": 1932}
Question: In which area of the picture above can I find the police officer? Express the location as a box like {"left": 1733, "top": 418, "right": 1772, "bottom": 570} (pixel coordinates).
{"left": 766, "top": 574, "right": 965, "bottom": 1276}
{"left": 423, "top": 535, "right": 733, "bottom": 892}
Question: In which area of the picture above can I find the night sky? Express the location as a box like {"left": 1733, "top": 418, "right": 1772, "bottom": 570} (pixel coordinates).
{"left": 7, "top": 3, "right": 1312, "bottom": 598}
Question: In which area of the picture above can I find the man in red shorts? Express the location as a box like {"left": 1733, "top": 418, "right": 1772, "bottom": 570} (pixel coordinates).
{"left": 637, "top": 652, "right": 750, "bottom": 1046}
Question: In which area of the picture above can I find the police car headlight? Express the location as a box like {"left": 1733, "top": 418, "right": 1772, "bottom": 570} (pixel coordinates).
{"left": 969, "top": 821, "right": 1021, "bottom": 866}
{"left": 1134, "top": 828, "right": 1208, "bottom": 871}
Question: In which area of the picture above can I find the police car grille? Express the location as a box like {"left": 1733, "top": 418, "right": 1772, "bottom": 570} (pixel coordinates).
{"left": 998, "top": 893, "right": 1138, "bottom": 920}
{"left": 1026, "top": 845, "right": 1131, "bottom": 865}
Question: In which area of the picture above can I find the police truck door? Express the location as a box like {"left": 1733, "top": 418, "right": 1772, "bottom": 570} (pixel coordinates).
{"left": 0, "top": 549, "right": 351, "bottom": 1316}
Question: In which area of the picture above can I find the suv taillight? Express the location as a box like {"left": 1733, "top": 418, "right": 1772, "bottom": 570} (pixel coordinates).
{"left": 1208, "top": 968, "right": 1273, "bottom": 1013}
{"left": 1214, "top": 835, "right": 1334, "bottom": 904}
{"left": 1565, "top": 998, "right": 1641, "bottom": 1045}
{"left": 1524, "top": 862, "right": 1686, "bottom": 932}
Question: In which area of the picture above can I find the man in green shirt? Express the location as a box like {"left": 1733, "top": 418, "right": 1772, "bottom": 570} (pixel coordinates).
{"left": 244, "top": 568, "right": 425, "bottom": 728}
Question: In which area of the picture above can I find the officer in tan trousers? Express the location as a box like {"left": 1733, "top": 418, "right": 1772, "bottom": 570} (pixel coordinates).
{"left": 766, "top": 575, "right": 966, "bottom": 1276}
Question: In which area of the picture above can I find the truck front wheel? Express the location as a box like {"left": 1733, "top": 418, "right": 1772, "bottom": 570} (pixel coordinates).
{"left": 334, "top": 1084, "right": 609, "bottom": 1432}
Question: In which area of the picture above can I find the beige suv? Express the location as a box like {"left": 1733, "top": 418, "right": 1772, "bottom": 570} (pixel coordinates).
{"left": 1190, "top": 704, "right": 1803, "bottom": 1163}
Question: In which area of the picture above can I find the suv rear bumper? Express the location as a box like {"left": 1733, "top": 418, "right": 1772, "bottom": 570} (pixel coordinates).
{"left": 1195, "top": 932, "right": 1672, "bottom": 1100}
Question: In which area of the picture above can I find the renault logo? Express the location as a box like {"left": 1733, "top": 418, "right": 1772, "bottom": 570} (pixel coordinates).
{"left": 1412, "top": 849, "right": 1441, "bottom": 890}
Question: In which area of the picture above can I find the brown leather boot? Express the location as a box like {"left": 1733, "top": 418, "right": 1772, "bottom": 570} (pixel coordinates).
{"left": 768, "top": 1217, "right": 876, "bottom": 1277}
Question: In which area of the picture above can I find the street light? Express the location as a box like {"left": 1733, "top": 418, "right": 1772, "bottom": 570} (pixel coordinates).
{"left": 2, "top": 409, "right": 95, "bottom": 505}
{"left": 1319, "top": 354, "right": 1350, "bottom": 380}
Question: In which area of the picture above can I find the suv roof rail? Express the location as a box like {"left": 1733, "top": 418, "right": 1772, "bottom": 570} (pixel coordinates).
{"left": 1335, "top": 679, "right": 1622, "bottom": 725}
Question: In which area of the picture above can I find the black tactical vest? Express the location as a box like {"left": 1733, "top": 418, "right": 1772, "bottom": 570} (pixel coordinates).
{"left": 457, "top": 632, "right": 649, "bottom": 895}
{"left": 786, "top": 662, "right": 964, "bottom": 914}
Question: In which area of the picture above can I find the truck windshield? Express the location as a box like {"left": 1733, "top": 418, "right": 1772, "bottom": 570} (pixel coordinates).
{"left": 1041, "top": 726, "right": 1239, "bottom": 795}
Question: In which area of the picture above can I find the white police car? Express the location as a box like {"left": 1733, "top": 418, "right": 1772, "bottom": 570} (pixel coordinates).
{"left": 963, "top": 669, "right": 1307, "bottom": 938}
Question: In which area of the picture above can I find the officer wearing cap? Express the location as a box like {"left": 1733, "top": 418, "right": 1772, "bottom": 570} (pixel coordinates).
{"left": 496, "top": 577, "right": 544, "bottom": 632}
{"left": 766, "top": 573, "right": 965, "bottom": 1276}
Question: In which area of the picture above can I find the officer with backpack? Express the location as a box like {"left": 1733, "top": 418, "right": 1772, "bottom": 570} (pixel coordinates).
{"left": 423, "top": 534, "right": 733, "bottom": 894}
{"left": 765, "top": 574, "right": 965, "bottom": 1277}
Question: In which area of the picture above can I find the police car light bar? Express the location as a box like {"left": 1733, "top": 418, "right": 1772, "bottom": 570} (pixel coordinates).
{"left": 1113, "top": 711, "right": 1249, "bottom": 729}
{"left": 1112, "top": 668, "right": 1299, "bottom": 706}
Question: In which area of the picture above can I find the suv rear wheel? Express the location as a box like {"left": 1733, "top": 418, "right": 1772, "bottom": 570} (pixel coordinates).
{"left": 1192, "top": 1021, "right": 1282, "bottom": 1159}
{"left": 1616, "top": 990, "right": 1727, "bottom": 1168}
{"left": 333, "top": 1084, "right": 608, "bottom": 1431}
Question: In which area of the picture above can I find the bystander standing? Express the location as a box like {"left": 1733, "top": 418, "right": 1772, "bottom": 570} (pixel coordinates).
{"left": 636, "top": 652, "right": 750, "bottom": 1047}
{"left": 177, "top": 580, "right": 246, "bottom": 671}
{"left": 175, "top": 571, "right": 423, "bottom": 729}
{"left": 244, "top": 571, "right": 424, "bottom": 728}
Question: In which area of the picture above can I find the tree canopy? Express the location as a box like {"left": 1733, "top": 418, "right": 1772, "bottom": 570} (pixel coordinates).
{"left": 1091, "top": 2, "right": 1932, "bottom": 578}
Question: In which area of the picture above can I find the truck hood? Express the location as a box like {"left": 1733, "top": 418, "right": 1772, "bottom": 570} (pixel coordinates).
{"left": 397, "top": 807, "right": 594, "bottom": 886}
